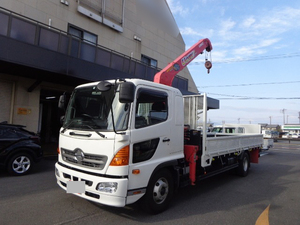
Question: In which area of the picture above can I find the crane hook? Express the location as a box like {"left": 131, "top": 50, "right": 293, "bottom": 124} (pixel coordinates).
{"left": 205, "top": 60, "right": 212, "bottom": 74}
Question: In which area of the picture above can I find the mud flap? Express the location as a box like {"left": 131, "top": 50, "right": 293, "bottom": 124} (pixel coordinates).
{"left": 250, "top": 148, "right": 260, "bottom": 163}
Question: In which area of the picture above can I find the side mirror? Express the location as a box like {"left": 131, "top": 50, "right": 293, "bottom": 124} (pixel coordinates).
{"left": 58, "top": 94, "right": 67, "bottom": 110}
{"left": 119, "top": 82, "right": 135, "bottom": 103}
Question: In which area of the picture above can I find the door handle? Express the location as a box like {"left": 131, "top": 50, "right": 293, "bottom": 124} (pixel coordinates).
{"left": 163, "top": 138, "right": 170, "bottom": 142}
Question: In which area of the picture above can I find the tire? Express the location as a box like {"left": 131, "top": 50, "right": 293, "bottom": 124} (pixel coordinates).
{"left": 237, "top": 152, "right": 249, "bottom": 177}
{"left": 7, "top": 153, "right": 33, "bottom": 176}
{"left": 140, "top": 169, "right": 174, "bottom": 214}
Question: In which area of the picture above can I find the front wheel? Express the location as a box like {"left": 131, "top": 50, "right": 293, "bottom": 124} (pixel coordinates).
{"left": 140, "top": 169, "right": 174, "bottom": 214}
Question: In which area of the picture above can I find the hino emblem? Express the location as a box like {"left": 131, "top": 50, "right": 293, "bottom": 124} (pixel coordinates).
{"left": 74, "top": 148, "right": 85, "bottom": 163}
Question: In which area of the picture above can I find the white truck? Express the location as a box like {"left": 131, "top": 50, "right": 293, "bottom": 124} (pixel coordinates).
{"left": 55, "top": 39, "right": 263, "bottom": 213}
{"left": 210, "top": 124, "right": 273, "bottom": 150}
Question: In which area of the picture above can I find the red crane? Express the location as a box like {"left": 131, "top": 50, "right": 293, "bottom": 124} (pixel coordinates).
{"left": 153, "top": 38, "right": 212, "bottom": 86}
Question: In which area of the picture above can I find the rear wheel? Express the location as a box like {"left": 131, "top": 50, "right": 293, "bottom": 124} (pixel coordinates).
{"left": 140, "top": 169, "right": 174, "bottom": 214}
{"left": 237, "top": 152, "right": 249, "bottom": 177}
{"left": 7, "top": 153, "right": 33, "bottom": 176}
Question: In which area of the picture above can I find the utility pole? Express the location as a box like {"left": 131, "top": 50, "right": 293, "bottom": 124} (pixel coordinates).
{"left": 238, "top": 118, "right": 240, "bottom": 124}
{"left": 280, "top": 109, "right": 286, "bottom": 125}
{"left": 298, "top": 112, "right": 300, "bottom": 124}
{"left": 269, "top": 116, "right": 272, "bottom": 125}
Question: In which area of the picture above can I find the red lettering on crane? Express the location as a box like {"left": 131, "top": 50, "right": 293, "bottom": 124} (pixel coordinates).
{"left": 154, "top": 38, "right": 212, "bottom": 86}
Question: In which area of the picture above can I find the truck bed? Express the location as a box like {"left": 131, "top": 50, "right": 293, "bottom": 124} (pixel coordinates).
{"left": 201, "top": 133, "right": 263, "bottom": 167}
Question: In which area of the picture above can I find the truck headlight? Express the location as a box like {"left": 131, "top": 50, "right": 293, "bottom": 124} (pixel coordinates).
{"left": 97, "top": 182, "right": 118, "bottom": 193}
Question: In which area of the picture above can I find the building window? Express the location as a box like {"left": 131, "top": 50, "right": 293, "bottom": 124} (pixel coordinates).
{"left": 77, "top": 0, "right": 125, "bottom": 32}
{"left": 141, "top": 55, "right": 157, "bottom": 68}
{"left": 68, "top": 25, "right": 97, "bottom": 45}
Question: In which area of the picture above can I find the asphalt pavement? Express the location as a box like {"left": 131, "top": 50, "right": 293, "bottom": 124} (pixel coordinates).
{"left": 1, "top": 140, "right": 300, "bottom": 225}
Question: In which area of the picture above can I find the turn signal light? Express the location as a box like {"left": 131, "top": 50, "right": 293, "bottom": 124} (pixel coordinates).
{"left": 132, "top": 169, "right": 140, "bottom": 175}
{"left": 110, "top": 145, "right": 129, "bottom": 166}
{"left": 57, "top": 147, "right": 60, "bottom": 154}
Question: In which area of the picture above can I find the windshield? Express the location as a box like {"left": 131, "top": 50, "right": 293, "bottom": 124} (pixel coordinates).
{"left": 211, "top": 127, "right": 222, "bottom": 133}
{"left": 63, "top": 84, "right": 130, "bottom": 132}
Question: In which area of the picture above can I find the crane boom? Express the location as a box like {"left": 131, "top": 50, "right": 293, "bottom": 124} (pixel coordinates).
{"left": 153, "top": 38, "right": 212, "bottom": 86}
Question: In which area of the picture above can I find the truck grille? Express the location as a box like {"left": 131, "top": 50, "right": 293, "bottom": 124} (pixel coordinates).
{"left": 61, "top": 148, "right": 108, "bottom": 170}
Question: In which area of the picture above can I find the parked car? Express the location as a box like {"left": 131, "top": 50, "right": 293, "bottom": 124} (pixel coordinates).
{"left": 281, "top": 132, "right": 292, "bottom": 138}
{"left": 0, "top": 123, "right": 42, "bottom": 175}
{"left": 291, "top": 133, "right": 300, "bottom": 138}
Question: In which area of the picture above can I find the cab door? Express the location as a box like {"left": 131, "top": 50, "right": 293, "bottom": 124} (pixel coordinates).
{"left": 128, "top": 87, "right": 172, "bottom": 190}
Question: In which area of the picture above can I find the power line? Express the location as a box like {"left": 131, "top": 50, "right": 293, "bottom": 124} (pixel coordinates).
{"left": 198, "top": 81, "right": 300, "bottom": 88}
{"left": 204, "top": 92, "right": 300, "bottom": 100}
{"left": 216, "top": 52, "right": 300, "bottom": 64}
{"left": 190, "top": 52, "right": 300, "bottom": 65}
{"left": 218, "top": 97, "right": 300, "bottom": 100}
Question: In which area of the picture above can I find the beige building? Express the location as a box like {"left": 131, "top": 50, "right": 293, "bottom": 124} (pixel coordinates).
{"left": 0, "top": 0, "right": 198, "bottom": 145}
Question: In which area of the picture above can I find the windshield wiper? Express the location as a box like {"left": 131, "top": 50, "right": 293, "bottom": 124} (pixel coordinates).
{"left": 61, "top": 119, "right": 78, "bottom": 134}
{"left": 84, "top": 125, "right": 106, "bottom": 138}
{"left": 61, "top": 117, "right": 106, "bottom": 138}
{"left": 81, "top": 115, "right": 107, "bottom": 138}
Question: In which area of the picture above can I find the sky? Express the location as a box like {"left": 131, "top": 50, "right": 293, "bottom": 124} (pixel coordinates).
{"left": 166, "top": 0, "right": 300, "bottom": 126}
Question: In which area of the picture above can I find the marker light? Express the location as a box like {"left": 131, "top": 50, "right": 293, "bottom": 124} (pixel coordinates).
{"left": 55, "top": 168, "right": 60, "bottom": 177}
{"left": 132, "top": 169, "right": 140, "bottom": 175}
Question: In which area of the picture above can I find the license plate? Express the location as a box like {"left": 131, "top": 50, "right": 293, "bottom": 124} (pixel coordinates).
{"left": 67, "top": 181, "right": 85, "bottom": 194}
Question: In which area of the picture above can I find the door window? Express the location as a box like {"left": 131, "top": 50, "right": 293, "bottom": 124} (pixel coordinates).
{"left": 135, "top": 89, "right": 168, "bottom": 129}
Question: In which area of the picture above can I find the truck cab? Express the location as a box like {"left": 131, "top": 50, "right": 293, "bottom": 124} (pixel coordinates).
{"left": 210, "top": 126, "right": 245, "bottom": 134}
{"left": 55, "top": 79, "right": 184, "bottom": 208}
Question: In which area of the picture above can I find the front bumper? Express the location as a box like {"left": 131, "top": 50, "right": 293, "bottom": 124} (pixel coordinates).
{"left": 55, "top": 162, "right": 128, "bottom": 207}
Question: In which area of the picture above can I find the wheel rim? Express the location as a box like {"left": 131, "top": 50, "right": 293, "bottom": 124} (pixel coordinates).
{"left": 12, "top": 156, "right": 31, "bottom": 174}
{"left": 153, "top": 177, "right": 169, "bottom": 204}
{"left": 243, "top": 156, "right": 248, "bottom": 172}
